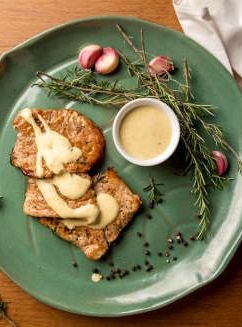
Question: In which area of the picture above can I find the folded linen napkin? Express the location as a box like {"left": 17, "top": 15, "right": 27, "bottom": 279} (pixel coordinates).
{"left": 173, "top": 0, "right": 242, "bottom": 88}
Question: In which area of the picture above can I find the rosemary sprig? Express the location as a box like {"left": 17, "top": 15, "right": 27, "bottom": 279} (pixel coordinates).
{"left": 35, "top": 69, "right": 149, "bottom": 106}
{"left": 34, "top": 25, "right": 242, "bottom": 239}
{"left": 143, "top": 177, "right": 163, "bottom": 208}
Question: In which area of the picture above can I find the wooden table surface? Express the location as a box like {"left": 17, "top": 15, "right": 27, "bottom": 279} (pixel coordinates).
{"left": 0, "top": 0, "right": 242, "bottom": 326}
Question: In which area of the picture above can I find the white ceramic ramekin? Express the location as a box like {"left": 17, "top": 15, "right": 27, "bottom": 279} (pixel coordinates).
{"left": 112, "top": 98, "right": 180, "bottom": 166}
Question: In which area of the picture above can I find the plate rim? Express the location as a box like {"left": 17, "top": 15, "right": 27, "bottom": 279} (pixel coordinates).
{"left": 0, "top": 15, "right": 242, "bottom": 317}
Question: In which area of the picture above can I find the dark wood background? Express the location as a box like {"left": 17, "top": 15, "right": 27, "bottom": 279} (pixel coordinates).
{"left": 0, "top": 0, "right": 242, "bottom": 326}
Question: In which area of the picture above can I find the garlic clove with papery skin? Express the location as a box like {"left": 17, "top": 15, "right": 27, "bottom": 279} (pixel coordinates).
{"left": 95, "top": 47, "right": 119, "bottom": 75}
{"left": 148, "top": 56, "right": 174, "bottom": 77}
{"left": 212, "top": 151, "right": 228, "bottom": 176}
{"left": 79, "top": 45, "right": 103, "bottom": 69}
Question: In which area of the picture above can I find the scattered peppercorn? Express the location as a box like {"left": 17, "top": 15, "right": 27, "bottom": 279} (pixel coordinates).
{"left": 137, "top": 265, "right": 141, "bottom": 270}
{"left": 157, "top": 252, "right": 162, "bottom": 257}
{"left": 92, "top": 268, "right": 99, "bottom": 274}
{"left": 145, "top": 260, "right": 150, "bottom": 266}
{"left": 173, "top": 257, "right": 177, "bottom": 261}
{"left": 184, "top": 242, "right": 188, "bottom": 247}
{"left": 143, "top": 241, "right": 149, "bottom": 247}
{"left": 106, "top": 276, "right": 111, "bottom": 281}
{"left": 137, "top": 232, "right": 143, "bottom": 238}
{"left": 146, "top": 213, "right": 152, "bottom": 219}
{"left": 146, "top": 265, "right": 154, "bottom": 272}
{"left": 189, "top": 235, "right": 195, "bottom": 241}
{"left": 132, "top": 266, "right": 137, "bottom": 271}
{"left": 144, "top": 250, "right": 150, "bottom": 256}
{"left": 119, "top": 271, "right": 126, "bottom": 278}
{"left": 164, "top": 251, "right": 170, "bottom": 257}
{"left": 168, "top": 245, "right": 173, "bottom": 250}
{"left": 72, "top": 261, "right": 78, "bottom": 268}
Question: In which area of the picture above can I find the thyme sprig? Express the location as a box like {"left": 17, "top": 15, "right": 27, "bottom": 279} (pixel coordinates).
{"left": 34, "top": 25, "right": 242, "bottom": 239}
{"left": 143, "top": 177, "right": 163, "bottom": 208}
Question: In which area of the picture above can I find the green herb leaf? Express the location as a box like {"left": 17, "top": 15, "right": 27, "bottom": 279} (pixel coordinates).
{"left": 143, "top": 177, "right": 164, "bottom": 208}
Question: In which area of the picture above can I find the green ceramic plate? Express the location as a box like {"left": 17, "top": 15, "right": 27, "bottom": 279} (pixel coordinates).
{"left": 0, "top": 16, "right": 242, "bottom": 317}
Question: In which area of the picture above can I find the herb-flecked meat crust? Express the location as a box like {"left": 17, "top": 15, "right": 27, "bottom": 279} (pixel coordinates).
{"left": 11, "top": 109, "right": 105, "bottom": 178}
{"left": 30, "top": 168, "right": 142, "bottom": 260}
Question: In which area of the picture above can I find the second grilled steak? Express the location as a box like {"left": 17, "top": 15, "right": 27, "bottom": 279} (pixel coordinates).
{"left": 26, "top": 168, "right": 141, "bottom": 260}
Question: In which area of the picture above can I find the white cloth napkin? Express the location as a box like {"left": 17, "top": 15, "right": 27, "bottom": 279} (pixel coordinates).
{"left": 173, "top": 0, "right": 242, "bottom": 89}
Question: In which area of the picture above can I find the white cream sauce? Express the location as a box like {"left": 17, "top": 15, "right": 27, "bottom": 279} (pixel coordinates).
{"left": 52, "top": 173, "right": 91, "bottom": 200}
{"left": 62, "top": 193, "right": 119, "bottom": 230}
{"left": 119, "top": 105, "right": 172, "bottom": 160}
{"left": 36, "top": 179, "right": 99, "bottom": 223}
{"left": 20, "top": 108, "right": 82, "bottom": 177}
{"left": 91, "top": 193, "right": 119, "bottom": 229}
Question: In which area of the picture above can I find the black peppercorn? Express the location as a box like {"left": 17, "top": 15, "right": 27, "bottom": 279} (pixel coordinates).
{"left": 146, "top": 265, "right": 154, "bottom": 272}
{"left": 146, "top": 213, "right": 152, "bottom": 219}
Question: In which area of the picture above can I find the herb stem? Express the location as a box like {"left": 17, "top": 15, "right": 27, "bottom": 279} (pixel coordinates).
{"left": 34, "top": 25, "right": 242, "bottom": 239}
{"left": 116, "top": 24, "right": 143, "bottom": 60}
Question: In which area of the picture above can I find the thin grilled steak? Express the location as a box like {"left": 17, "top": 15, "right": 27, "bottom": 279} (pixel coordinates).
{"left": 11, "top": 109, "right": 105, "bottom": 178}
{"left": 26, "top": 168, "right": 141, "bottom": 260}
